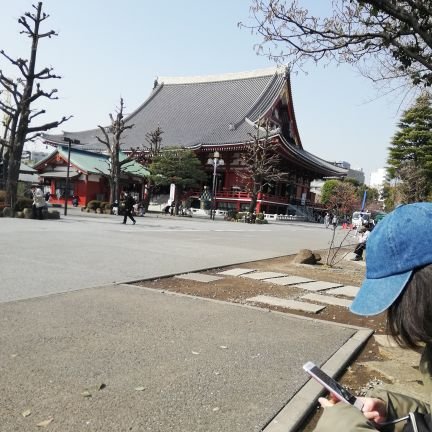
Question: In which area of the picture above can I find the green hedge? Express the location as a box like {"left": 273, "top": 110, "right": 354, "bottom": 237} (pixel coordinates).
{"left": 14, "top": 197, "right": 33, "bottom": 211}
{"left": 87, "top": 200, "right": 101, "bottom": 210}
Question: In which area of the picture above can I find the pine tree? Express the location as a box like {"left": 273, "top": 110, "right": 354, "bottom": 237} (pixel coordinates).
{"left": 388, "top": 94, "right": 432, "bottom": 203}
{"left": 149, "top": 149, "right": 207, "bottom": 215}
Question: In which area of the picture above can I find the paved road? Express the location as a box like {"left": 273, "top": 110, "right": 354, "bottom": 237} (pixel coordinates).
{"left": 0, "top": 210, "right": 348, "bottom": 303}
{"left": 0, "top": 211, "right": 365, "bottom": 431}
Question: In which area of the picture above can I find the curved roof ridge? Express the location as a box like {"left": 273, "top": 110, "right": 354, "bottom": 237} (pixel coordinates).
{"left": 285, "top": 74, "right": 303, "bottom": 149}
{"left": 125, "top": 83, "right": 165, "bottom": 123}
{"left": 279, "top": 135, "right": 347, "bottom": 176}
{"left": 159, "top": 66, "right": 285, "bottom": 85}
{"left": 242, "top": 73, "right": 286, "bottom": 125}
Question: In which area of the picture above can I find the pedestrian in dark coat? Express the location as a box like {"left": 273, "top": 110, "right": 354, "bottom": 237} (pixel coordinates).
{"left": 122, "top": 192, "right": 136, "bottom": 225}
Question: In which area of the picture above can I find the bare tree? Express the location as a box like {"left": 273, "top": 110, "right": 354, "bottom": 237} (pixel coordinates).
{"left": 0, "top": 94, "right": 12, "bottom": 186}
{"left": 0, "top": 2, "right": 70, "bottom": 209}
{"left": 240, "top": 1, "right": 432, "bottom": 88}
{"left": 96, "top": 97, "right": 141, "bottom": 203}
{"left": 327, "top": 181, "right": 358, "bottom": 216}
{"left": 236, "top": 120, "right": 288, "bottom": 213}
{"left": 144, "top": 126, "right": 163, "bottom": 159}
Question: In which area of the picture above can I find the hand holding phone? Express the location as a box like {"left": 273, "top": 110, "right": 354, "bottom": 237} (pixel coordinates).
{"left": 303, "top": 361, "right": 364, "bottom": 411}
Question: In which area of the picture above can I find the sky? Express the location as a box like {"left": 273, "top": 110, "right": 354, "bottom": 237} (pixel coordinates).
{"left": 0, "top": 0, "right": 408, "bottom": 184}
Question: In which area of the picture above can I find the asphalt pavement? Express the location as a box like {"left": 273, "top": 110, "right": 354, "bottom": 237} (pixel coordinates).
{"left": 0, "top": 211, "right": 369, "bottom": 431}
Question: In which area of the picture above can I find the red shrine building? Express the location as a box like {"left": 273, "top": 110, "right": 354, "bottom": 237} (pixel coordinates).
{"left": 43, "top": 67, "right": 346, "bottom": 213}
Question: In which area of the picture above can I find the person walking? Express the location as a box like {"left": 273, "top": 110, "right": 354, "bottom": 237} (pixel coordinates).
{"left": 31, "top": 184, "right": 45, "bottom": 220}
{"left": 324, "top": 212, "right": 330, "bottom": 228}
{"left": 331, "top": 214, "right": 338, "bottom": 229}
{"left": 314, "top": 203, "right": 432, "bottom": 432}
{"left": 122, "top": 192, "right": 136, "bottom": 225}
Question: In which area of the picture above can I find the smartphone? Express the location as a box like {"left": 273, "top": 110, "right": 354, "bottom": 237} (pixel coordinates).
{"left": 303, "top": 361, "right": 364, "bottom": 410}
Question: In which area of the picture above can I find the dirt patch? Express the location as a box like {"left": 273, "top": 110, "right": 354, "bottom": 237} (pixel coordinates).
{"left": 134, "top": 249, "right": 388, "bottom": 431}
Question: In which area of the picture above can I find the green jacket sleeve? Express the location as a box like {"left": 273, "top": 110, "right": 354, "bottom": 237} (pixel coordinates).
{"left": 314, "top": 403, "right": 378, "bottom": 431}
{"left": 369, "top": 389, "right": 430, "bottom": 423}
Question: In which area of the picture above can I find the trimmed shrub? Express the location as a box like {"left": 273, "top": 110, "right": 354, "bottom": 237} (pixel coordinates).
{"left": 14, "top": 197, "right": 33, "bottom": 211}
{"left": 100, "top": 201, "right": 110, "bottom": 210}
{"left": 47, "top": 210, "right": 60, "bottom": 219}
{"left": 236, "top": 212, "right": 247, "bottom": 221}
{"left": 23, "top": 208, "right": 33, "bottom": 219}
{"left": 226, "top": 209, "right": 237, "bottom": 220}
{"left": 87, "top": 200, "right": 101, "bottom": 210}
{"left": 3, "top": 207, "right": 13, "bottom": 217}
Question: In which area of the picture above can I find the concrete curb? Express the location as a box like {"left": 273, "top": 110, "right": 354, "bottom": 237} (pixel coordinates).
{"left": 262, "top": 328, "right": 373, "bottom": 432}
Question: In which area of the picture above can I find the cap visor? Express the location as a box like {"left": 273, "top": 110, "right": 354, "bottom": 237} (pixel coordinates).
{"left": 350, "top": 270, "right": 412, "bottom": 316}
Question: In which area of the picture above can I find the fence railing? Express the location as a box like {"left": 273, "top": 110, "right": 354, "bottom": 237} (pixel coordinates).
{"left": 264, "top": 213, "right": 307, "bottom": 222}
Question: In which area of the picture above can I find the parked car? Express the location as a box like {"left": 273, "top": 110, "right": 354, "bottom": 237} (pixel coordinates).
{"left": 351, "top": 211, "right": 371, "bottom": 228}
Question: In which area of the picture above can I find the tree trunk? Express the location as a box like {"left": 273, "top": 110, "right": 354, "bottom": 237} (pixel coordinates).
{"left": 5, "top": 153, "right": 20, "bottom": 208}
{"left": 248, "top": 182, "right": 261, "bottom": 214}
{"left": 5, "top": 3, "right": 42, "bottom": 209}
{"left": 248, "top": 193, "right": 258, "bottom": 214}
{"left": 143, "top": 180, "right": 154, "bottom": 212}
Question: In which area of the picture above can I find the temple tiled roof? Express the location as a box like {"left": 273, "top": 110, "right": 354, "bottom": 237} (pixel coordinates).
{"left": 43, "top": 67, "right": 346, "bottom": 177}
{"left": 34, "top": 147, "right": 149, "bottom": 178}
{"left": 43, "top": 67, "right": 288, "bottom": 150}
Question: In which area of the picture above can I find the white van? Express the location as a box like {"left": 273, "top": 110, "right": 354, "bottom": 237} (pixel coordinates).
{"left": 352, "top": 211, "right": 371, "bottom": 228}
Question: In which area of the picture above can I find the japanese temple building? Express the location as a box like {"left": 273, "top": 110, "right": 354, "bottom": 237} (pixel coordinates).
{"left": 33, "top": 147, "right": 149, "bottom": 207}
{"left": 43, "top": 67, "right": 346, "bottom": 213}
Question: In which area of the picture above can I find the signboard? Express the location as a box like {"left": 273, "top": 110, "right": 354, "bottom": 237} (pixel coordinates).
{"left": 169, "top": 183, "right": 176, "bottom": 203}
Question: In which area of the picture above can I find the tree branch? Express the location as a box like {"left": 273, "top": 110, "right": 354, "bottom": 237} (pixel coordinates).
{"left": 34, "top": 67, "right": 61, "bottom": 80}
{"left": 29, "top": 109, "right": 46, "bottom": 122}
{"left": 96, "top": 125, "right": 112, "bottom": 152}
{"left": 28, "top": 84, "right": 58, "bottom": 103}
{"left": 0, "top": 50, "right": 29, "bottom": 76}
{"left": 27, "top": 115, "right": 72, "bottom": 133}
{"left": 241, "top": 0, "right": 432, "bottom": 86}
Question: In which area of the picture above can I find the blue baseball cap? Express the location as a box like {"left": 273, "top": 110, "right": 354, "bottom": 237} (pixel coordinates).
{"left": 350, "top": 203, "right": 432, "bottom": 316}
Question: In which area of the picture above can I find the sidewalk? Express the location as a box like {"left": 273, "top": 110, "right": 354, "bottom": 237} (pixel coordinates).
{"left": 0, "top": 283, "right": 368, "bottom": 432}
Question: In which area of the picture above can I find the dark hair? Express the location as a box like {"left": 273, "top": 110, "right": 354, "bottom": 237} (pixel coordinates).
{"left": 387, "top": 264, "right": 432, "bottom": 348}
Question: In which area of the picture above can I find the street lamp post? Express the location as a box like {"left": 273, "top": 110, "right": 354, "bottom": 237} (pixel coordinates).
{"left": 63, "top": 137, "right": 81, "bottom": 216}
{"left": 207, "top": 151, "right": 224, "bottom": 220}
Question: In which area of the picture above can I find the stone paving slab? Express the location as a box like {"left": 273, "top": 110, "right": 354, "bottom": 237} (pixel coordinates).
{"left": 378, "top": 346, "right": 421, "bottom": 367}
{"left": 246, "top": 295, "right": 325, "bottom": 313}
{"left": 264, "top": 276, "right": 315, "bottom": 286}
{"left": 217, "top": 268, "right": 256, "bottom": 276}
{"left": 175, "top": 273, "right": 223, "bottom": 283}
{"left": 301, "top": 293, "right": 352, "bottom": 308}
{"left": 360, "top": 360, "right": 422, "bottom": 383}
{"left": 294, "top": 281, "right": 344, "bottom": 292}
{"left": 326, "top": 285, "right": 360, "bottom": 298}
{"left": 374, "top": 335, "right": 399, "bottom": 348}
{"left": 241, "top": 271, "right": 287, "bottom": 280}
